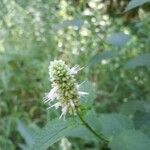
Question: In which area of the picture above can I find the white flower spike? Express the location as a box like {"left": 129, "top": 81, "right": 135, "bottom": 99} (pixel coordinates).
{"left": 44, "top": 60, "right": 87, "bottom": 119}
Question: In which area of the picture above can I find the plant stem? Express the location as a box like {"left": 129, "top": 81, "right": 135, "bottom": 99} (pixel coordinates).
{"left": 76, "top": 108, "right": 109, "bottom": 143}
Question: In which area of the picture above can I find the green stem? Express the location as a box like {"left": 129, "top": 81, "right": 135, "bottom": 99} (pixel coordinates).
{"left": 76, "top": 108, "right": 109, "bottom": 143}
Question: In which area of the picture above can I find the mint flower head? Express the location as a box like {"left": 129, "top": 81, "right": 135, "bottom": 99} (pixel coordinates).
{"left": 44, "top": 60, "right": 87, "bottom": 119}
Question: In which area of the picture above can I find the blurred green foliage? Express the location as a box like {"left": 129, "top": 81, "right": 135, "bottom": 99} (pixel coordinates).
{"left": 0, "top": 0, "right": 150, "bottom": 149}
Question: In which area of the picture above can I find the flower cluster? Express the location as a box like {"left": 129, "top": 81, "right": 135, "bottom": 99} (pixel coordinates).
{"left": 44, "top": 60, "right": 87, "bottom": 119}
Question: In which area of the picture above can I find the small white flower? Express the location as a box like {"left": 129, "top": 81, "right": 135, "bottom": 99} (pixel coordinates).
{"left": 78, "top": 91, "right": 89, "bottom": 95}
{"left": 60, "top": 137, "right": 71, "bottom": 150}
{"left": 44, "top": 60, "right": 87, "bottom": 119}
{"left": 47, "top": 102, "right": 61, "bottom": 109}
{"left": 43, "top": 86, "right": 57, "bottom": 103}
{"left": 70, "top": 65, "right": 82, "bottom": 75}
{"left": 59, "top": 105, "right": 68, "bottom": 119}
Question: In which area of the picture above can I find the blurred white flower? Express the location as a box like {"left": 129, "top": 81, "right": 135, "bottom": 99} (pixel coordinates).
{"left": 44, "top": 60, "right": 87, "bottom": 119}
{"left": 60, "top": 137, "right": 71, "bottom": 150}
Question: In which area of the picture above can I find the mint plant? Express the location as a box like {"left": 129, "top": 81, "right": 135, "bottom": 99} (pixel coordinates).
{"left": 29, "top": 60, "right": 149, "bottom": 150}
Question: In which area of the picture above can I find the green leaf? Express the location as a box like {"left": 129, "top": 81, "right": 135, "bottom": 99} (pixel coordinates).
{"left": 66, "top": 126, "right": 96, "bottom": 141}
{"left": 0, "top": 71, "right": 12, "bottom": 90}
{"left": 133, "top": 111, "right": 150, "bottom": 138}
{"left": 31, "top": 118, "right": 80, "bottom": 150}
{"left": 139, "top": 123, "right": 150, "bottom": 138}
{"left": 119, "top": 100, "right": 150, "bottom": 115}
{"left": 17, "top": 121, "right": 37, "bottom": 148}
{"left": 0, "top": 136, "right": 15, "bottom": 150}
{"left": 125, "top": 0, "right": 150, "bottom": 11}
{"left": 15, "top": 0, "right": 30, "bottom": 8}
{"left": 124, "top": 53, "right": 150, "bottom": 68}
{"left": 109, "top": 130, "right": 150, "bottom": 150}
{"left": 119, "top": 101, "right": 150, "bottom": 138}
{"left": 107, "top": 32, "right": 130, "bottom": 46}
{"left": 98, "top": 113, "right": 134, "bottom": 137}
{"left": 84, "top": 110, "right": 103, "bottom": 134}
{"left": 89, "top": 51, "right": 116, "bottom": 66}
{"left": 133, "top": 111, "right": 150, "bottom": 129}
{"left": 84, "top": 112, "right": 134, "bottom": 138}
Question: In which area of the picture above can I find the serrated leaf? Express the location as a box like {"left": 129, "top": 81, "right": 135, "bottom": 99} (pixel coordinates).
{"left": 89, "top": 51, "right": 116, "bottom": 66}
{"left": 31, "top": 118, "right": 80, "bottom": 150}
{"left": 98, "top": 114, "right": 134, "bottom": 137}
{"left": 109, "top": 130, "right": 150, "bottom": 150}
{"left": 107, "top": 32, "right": 130, "bottom": 46}
{"left": 124, "top": 53, "right": 150, "bottom": 68}
{"left": 125, "top": 0, "right": 150, "bottom": 11}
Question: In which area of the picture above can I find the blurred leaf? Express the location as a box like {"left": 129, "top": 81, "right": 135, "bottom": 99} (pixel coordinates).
{"left": 143, "top": 101, "right": 150, "bottom": 113}
{"left": 125, "top": 0, "right": 150, "bottom": 11}
{"left": 89, "top": 51, "right": 116, "bottom": 66}
{"left": 52, "top": 18, "right": 84, "bottom": 30}
{"left": 109, "top": 130, "right": 150, "bottom": 150}
{"left": 0, "top": 71, "right": 12, "bottom": 90}
{"left": 133, "top": 111, "right": 150, "bottom": 129}
{"left": 139, "top": 122, "right": 150, "bottom": 138}
{"left": 80, "top": 112, "right": 134, "bottom": 139}
{"left": 17, "top": 121, "right": 36, "bottom": 148}
{"left": 18, "top": 144, "right": 28, "bottom": 150}
{"left": 124, "top": 53, "right": 150, "bottom": 68}
{"left": 119, "top": 101, "right": 150, "bottom": 138}
{"left": 15, "top": 0, "right": 30, "bottom": 8}
{"left": 107, "top": 32, "right": 130, "bottom": 46}
{"left": 119, "top": 100, "right": 150, "bottom": 115}
{"left": 0, "top": 55, "right": 12, "bottom": 63}
{"left": 0, "top": 136, "right": 15, "bottom": 150}
{"left": 31, "top": 118, "right": 80, "bottom": 150}
{"left": 98, "top": 113, "right": 134, "bottom": 137}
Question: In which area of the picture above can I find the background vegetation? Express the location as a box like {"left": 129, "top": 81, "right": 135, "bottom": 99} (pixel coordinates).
{"left": 0, "top": 0, "right": 150, "bottom": 149}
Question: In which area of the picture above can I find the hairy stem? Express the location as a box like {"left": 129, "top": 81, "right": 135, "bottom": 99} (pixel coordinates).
{"left": 76, "top": 108, "right": 109, "bottom": 143}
